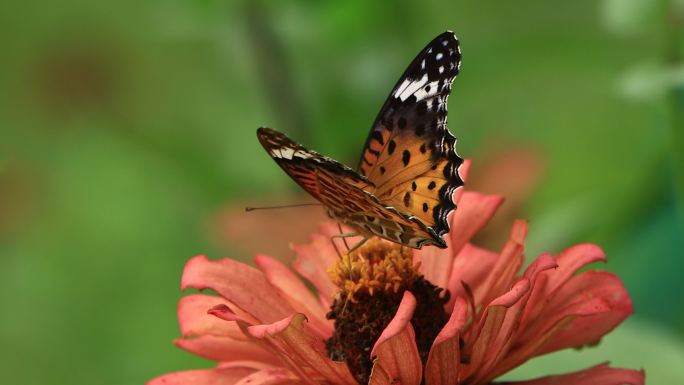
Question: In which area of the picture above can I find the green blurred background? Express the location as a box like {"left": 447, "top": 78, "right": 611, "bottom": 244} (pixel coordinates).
{"left": 1, "top": 0, "right": 683, "bottom": 384}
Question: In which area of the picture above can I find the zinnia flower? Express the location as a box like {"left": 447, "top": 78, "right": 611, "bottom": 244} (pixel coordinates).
{"left": 148, "top": 161, "right": 644, "bottom": 385}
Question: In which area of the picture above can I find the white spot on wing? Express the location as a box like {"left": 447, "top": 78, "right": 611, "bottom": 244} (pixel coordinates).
{"left": 436, "top": 52, "right": 443, "bottom": 60}
{"left": 270, "top": 147, "right": 314, "bottom": 160}
{"left": 397, "top": 74, "right": 428, "bottom": 102}
{"left": 273, "top": 147, "right": 295, "bottom": 159}
{"left": 412, "top": 81, "right": 439, "bottom": 101}
{"left": 394, "top": 79, "right": 411, "bottom": 98}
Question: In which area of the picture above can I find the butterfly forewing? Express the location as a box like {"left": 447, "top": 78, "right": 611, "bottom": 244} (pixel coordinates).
{"left": 358, "top": 31, "right": 464, "bottom": 240}
{"left": 257, "top": 128, "right": 371, "bottom": 200}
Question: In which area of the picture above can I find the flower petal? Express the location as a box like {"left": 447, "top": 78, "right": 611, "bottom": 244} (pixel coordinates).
{"left": 146, "top": 368, "right": 256, "bottom": 385}
{"left": 472, "top": 255, "right": 560, "bottom": 383}
{"left": 493, "top": 296, "right": 613, "bottom": 378}
{"left": 254, "top": 254, "right": 332, "bottom": 339}
{"left": 541, "top": 243, "right": 606, "bottom": 297}
{"left": 425, "top": 296, "right": 469, "bottom": 385}
{"left": 415, "top": 191, "right": 504, "bottom": 289}
{"left": 178, "top": 294, "right": 245, "bottom": 339}
{"left": 465, "top": 278, "right": 531, "bottom": 382}
{"left": 245, "top": 314, "right": 357, "bottom": 385}
{"left": 368, "top": 365, "right": 392, "bottom": 385}
{"left": 370, "top": 291, "right": 422, "bottom": 385}
{"left": 536, "top": 271, "right": 633, "bottom": 356}
{"left": 175, "top": 335, "right": 279, "bottom": 364}
{"left": 459, "top": 159, "right": 472, "bottom": 183}
{"left": 234, "top": 367, "right": 301, "bottom": 385}
{"left": 182, "top": 255, "right": 296, "bottom": 323}
{"left": 477, "top": 219, "right": 528, "bottom": 308}
{"left": 505, "top": 362, "right": 644, "bottom": 385}
{"left": 291, "top": 232, "right": 340, "bottom": 307}
{"left": 445, "top": 243, "right": 498, "bottom": 311}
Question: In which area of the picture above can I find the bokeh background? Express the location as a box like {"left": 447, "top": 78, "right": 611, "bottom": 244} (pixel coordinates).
{"left": 1, "top": 1, "right": 683, "bottom": 384}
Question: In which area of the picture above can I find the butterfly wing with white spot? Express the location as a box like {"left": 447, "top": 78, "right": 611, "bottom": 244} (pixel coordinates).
{"left": 357, "top": 31, "right": 464, "bottom": 243}
{"left": 257, "top": 127, "right": 371, "bottom": 202}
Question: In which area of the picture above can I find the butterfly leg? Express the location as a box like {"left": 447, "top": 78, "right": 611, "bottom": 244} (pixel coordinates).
{"left": 331, "top": 232, "right": 359, "bottom": 239}
{"left": 333, "top": 222, "right": 357, "bottom": 252}
{"left": 330, "top": 231, "right": 358, "bottom": 258}
{"left": 346, "top": 236, "right": 368, "bottom": 254}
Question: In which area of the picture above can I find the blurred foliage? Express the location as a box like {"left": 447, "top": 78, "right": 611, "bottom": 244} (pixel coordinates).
{"left": 0, "top": 0, "right": 682, "bottom": 384}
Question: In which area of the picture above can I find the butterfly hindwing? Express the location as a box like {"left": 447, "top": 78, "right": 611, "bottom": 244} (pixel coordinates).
{"left": 358, "top": 31, "right": 464, "bottom": 240}
{"left": 257, "top": 127, "right": 442, "bottom": 248}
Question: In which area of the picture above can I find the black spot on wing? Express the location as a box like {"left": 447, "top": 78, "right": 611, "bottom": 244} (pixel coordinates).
{"left": 357, "top": 31, "right": 461, "bottom": 174}
{"left": 388, "top": 140, "right": 396, "bottom": 155}
{"left": 398, "top": 117, "right": 407, "bottom": 130}
{"left": 402, "top": 149, "right": 411, "bottom": 166}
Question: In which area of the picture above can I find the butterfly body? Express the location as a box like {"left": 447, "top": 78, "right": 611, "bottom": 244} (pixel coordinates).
{"left": 257, "top": 31, "right": 464, "bottom": 249}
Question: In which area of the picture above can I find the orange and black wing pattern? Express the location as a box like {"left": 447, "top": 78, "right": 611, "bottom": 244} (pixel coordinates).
{"left": 358, "top": 31, "right": 465, "bottom": 245}
{"left": 257, "top": 128, "right": 443, "bottom": 248}
{"left": 257, "top": 127, "right": 372, "bottom": 203}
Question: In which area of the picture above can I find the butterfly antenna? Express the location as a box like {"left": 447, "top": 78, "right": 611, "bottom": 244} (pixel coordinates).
{"left": 245, "top": 203, "right": 322, "bottom": 211}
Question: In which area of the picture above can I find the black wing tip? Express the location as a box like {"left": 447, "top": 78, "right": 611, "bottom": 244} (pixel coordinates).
{"left": 256, "top": 126, "right": 276, "bottom": 137}
{"left": 256, "top": 127, "right": 300, "bottom": 154}
{"left": 432, "top": 31, "right": 459, "bottom": 46}
{"left": 439, "top": 30, "right": 458, "bottom": 40}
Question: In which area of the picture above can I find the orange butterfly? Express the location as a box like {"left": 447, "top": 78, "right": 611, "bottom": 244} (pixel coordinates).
{"left": 257, "top": 31, "right": 464, "bottom": 249}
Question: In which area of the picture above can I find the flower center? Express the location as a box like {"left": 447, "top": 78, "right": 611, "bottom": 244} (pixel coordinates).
{"left": 326, "top": 238, "right": 450, "bottom": 384}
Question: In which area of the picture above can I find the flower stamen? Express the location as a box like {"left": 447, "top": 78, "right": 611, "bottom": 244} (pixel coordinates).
{"left": 326, "top": 237, "right": 449, "bottom": 384}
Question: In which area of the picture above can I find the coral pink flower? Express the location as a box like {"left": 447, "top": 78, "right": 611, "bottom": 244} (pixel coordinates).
{"left": 149, "top": 161, "right": 644, "bottom": 385}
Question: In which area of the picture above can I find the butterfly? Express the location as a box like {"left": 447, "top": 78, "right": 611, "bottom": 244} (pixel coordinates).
{"left": 257, "top": 31, "right": 464, "bottom": 249}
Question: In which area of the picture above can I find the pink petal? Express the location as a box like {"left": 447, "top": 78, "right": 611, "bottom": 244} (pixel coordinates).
{"left": 493, "top": 296, "right": 613, "bottom": 378}
{"left": 477, "top": 220, "right": 528, "bottom": 308}
{"left": 291, "top": 232, "right": 341, "bottom": 307}
{"left": 254, "top": 255, "right": 332, "bottom": 339}
{"left": 245, "top": 313, "right": 357, "bottom": 385}
{"left": 459, "top": 159, "right": 472, "bottom": 184}
{"left": 506, "top": 362, "right": 644, "bottom": 385}
{"left": 234, "top": 367, "right": 301, "bottom": 385}
{"left": 445, "top": 243, "right": 499, "bottom": 311}
{"left": 536, "top": 271, "right": 633, "bottom": 356}
{"left": 178, "top": 294, "right": 245, "bottom": 339}
{"left": 415, "top": 191, "right": 504, "bottom": 289}
{"left": 425, "top": 297, "right": 468, "bottom": 385}
{"left": 368, "top": 365, "right": 392, "bottom": 385}
{"left": 146, "top": 368, "right": 256, "bottom": 385}
{"left": 464, "top": 278, "right": 530, "bottom": 382}
{"left": 175, "top": 335, "right": 280, "bottom": 364}
{"left": 182, "top": 255, "right": 296, "bottom": 323}
{"left": 370, "top": 291, "right": 422, "bottom": 385}
{"left": 469, "top": 255, "right": 559, "bottom": 384}
{"left": 519, "top": 244, "right": 606, "bottom": 328}
{"left": 219, "top": 362, "right": 281, "bottom": 370}
{"left": 541, "top": 243, "right": 606, "bottom": 297}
